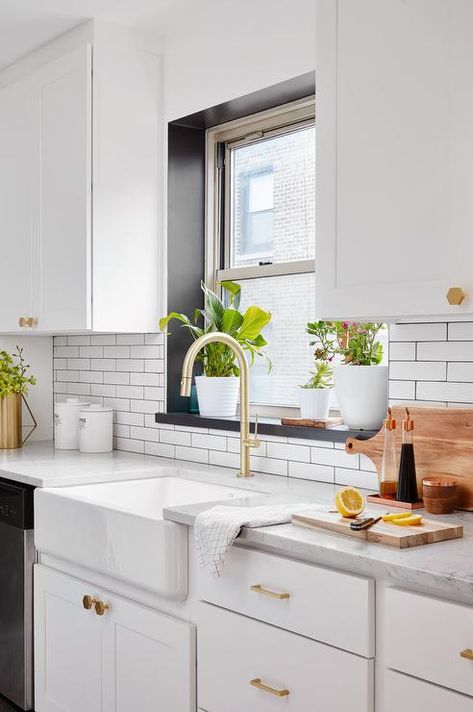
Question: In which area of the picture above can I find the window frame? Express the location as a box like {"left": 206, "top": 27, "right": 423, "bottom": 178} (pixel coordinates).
{"left": 205, "top": 97, "right": 317, "bottom": 415}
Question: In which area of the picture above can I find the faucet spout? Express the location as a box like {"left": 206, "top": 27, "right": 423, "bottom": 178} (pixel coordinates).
{"left": 179, "top": 332, "right": 259, "bottom": 477}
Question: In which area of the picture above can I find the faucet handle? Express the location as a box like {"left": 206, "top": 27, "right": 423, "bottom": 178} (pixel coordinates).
{"left": 250, "top": 414, "right": 261, "bottom": 449}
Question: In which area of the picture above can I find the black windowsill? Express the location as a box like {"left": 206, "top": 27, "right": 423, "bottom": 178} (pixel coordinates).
{"left": 155, "top": 412, "right": 377, "bottom": 444}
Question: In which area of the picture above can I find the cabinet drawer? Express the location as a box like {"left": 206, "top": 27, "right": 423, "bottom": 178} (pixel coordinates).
{"left": 382, "top": 670, "right": 472, "bottom": 711}
{"left": 386, "top": 587, "right": 473, "bottom": 696}
{"left": 197, "top": 547, "right": 374, "bottom": 656}
{"left": 196, "top": 602, "right": 373, "bottom": 712}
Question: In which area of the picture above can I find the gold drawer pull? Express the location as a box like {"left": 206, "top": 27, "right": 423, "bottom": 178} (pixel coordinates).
{"left": 460, "top": 649, "right": 473, "bottom": 661}
{"left": 250, "top": 584, "right": 290, "bottom": 600}
{"left": 95, "top": 600, "right": 110, "bottom": 616}
{"left": 82, "top": 595, "right": 98, "bottom": 610}
{"left": 250, "top": 678, "right": 289, "bottom": 697}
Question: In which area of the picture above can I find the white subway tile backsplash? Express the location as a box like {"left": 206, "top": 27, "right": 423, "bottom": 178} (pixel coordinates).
{"left": 389, "top": 342, "right": 416, "bottom": 361}
{"left": 117, "top": 334, "right": 145, "bottom": 345}
{"left": 389, "top": 380, "right": 416, "bottom": 400}
{"left": 417, "top": 341, "right": 473, "bottom": 361}
{"left": 310, "top": 447, "right": 359, "bottom": 469}
{"left": 79, "top": 346, "right": 104, "bottom": 358}
{"left": 104, "top": 346, "right": 131, "bottom": 358}
{"left": 90, "top": 335, "right": 116, "bottom": 345}
{"left": 159, "top": 429, "right": 191, "bottom": 446}
{"left": 52, "top": 319, "right": 473, "bottom": 492}
{"left": 288, "top": 461, "right": 334, "bottom": 483}
{"left": 191, "top": 433, "right": 227, "bottom": 451}
{"left": 390, "top": 323, "right": 446, "bottom": 342}
{"left": 91, "top": 359, "right": 116, "bottom": 371}
{"left": 131, "top": 344, "right": 162, "bottom": 359}
{"left": 175, "top": 445, "right": 209, "bottom": 464}
{"left": 448, "top": 322, "right": 473, "bottom": 341}
{"left": 335, "top": 468, "right": 378, "bottom": 490}
{"left": 266, "top": 441, "right": 310, "bottom": 462}
{"left": 416, "top": 381, "right": 473, "bottom": 403}
{"left": 389, "top": 361, "right": 446, "bottom": 381}
{"left": 447, "top": 363, "right": 473, "bottom": 382}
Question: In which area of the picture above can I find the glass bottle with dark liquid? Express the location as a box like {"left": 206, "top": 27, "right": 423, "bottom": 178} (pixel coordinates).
{"left": 396, "top": 408, "right": 418, "bottom": 503}
{"left": 379, "top": 407, "right": 398, "bottom": 497}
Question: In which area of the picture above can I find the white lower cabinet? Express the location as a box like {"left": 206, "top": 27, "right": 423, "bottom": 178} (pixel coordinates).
{"left": 195, "top": 601, "right": 374, "bottom": 712}
{"left": 383, "top": 670, "right": 473, "bottom": 712}
{"left": 34, "top": 565, "right": 196, "bottom": 712}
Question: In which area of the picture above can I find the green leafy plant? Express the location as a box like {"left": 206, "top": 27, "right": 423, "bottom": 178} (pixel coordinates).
{"left": 332, "top": 321, "right": 385, "bottom": 366}
{"left": 301, "top": 361, "right": 333, "bottom": 390}
{"left": 159, "top": 281, "right": 272, "bottom": 377}
{"left": 0, "top": 347, "right": 37, "bottom": 398}
{"left": 301, "top": 321, "right": 337, "bottom": 389}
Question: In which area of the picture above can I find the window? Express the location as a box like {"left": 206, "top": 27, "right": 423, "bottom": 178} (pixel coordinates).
{"left": 207, "top": 100, "right": 316, "bottom": 411}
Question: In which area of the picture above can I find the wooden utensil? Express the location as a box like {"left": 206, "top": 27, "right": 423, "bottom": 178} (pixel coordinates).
{"left": 345, "top": 405, "right": 473, "bottom": 510}
{"left": 292, "top": 510, "right": 463, "bottom": 548}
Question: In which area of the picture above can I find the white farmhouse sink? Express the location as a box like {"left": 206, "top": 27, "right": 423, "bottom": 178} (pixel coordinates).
{"left": 34, "top": 477, "right": 247, "bottom": 601}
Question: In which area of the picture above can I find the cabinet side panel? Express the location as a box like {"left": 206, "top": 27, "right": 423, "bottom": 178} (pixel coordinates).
{"left": 92, "top": 36, "right": 163, "bottom": 333}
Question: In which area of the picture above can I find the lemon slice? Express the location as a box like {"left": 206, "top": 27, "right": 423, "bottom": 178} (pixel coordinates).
{"left": 389, "top": 514, "right": 422, "bottom": 527}
{"left": 382, "top": 512, "right": 412, "bottom": 522}
{"left": 335, "top": 487, "right": 365, "bottom": 518}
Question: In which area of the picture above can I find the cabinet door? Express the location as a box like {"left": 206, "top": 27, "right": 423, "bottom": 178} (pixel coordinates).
{"left": 34, "top": 565, "right": 102, "bottom": 712}
{"left": 0, "top": 74, "right": 36, "bottom": 331}
{"left": 102, "top": 590, "right": 196, "bottom": 712}
{"left": 32, "top": 44, "right": 92, "bottom": 331}
{"left": 316, "top": 0, "right": 473, "bottom": 320}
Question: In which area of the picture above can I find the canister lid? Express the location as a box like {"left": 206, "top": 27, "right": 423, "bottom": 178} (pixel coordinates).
{"left": 80, "top": 404, "right": 112, "bottom": 413}
{"left": 56, "top": 398, "right": 90, "bottom": 407}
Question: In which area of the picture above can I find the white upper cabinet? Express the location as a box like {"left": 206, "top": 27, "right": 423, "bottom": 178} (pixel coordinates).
{"left": 316, "top": 0, "right": 473, "bottom": 320}
{"left": 0, "top": 22, "right": 162, "bottom": 333}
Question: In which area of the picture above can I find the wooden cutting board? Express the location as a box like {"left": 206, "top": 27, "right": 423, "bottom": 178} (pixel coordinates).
{"left": 345, "top": 405, "right": 473, "bottom": 510}
{"left": 292, "top": 510, "right": 463, "bottom": 548}
{"left": 281, "top": 417, "right": 343, "bottom": 428}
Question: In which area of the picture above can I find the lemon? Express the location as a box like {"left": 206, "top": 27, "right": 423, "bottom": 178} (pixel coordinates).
{"left": 335, "top": 487, "right": 365, "bottom": 518}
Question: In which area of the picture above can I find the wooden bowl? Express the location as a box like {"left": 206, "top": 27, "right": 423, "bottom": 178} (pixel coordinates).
{"left": 422, "top": 476, "right": 458, "bottom": 515}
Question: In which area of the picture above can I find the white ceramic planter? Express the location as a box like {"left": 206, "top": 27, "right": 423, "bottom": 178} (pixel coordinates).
{"left": 195, "top": 375, "right": 239, "bottom": 417}
{"left": 299, "top": 388, "right": 331, "bottom": 420}
{"left": 333, "top": 365, "right": 388, "bottom": 430}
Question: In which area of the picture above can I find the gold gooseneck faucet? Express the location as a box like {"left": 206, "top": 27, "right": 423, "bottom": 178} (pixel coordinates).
{"left": 180, "top": 332, "right": 260, "bottom": 477}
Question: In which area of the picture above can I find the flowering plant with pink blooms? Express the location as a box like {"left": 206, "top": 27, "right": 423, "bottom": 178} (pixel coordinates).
{"left": 331, "top": 321, "right": 384, "bottom": 366}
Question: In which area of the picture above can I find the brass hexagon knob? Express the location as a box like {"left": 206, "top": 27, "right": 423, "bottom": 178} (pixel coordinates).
{"left": 446, "top": 287, "right": 466, "bottom": 306}
{"left": 94, "top": 600, "right": 110, "bottom": 616}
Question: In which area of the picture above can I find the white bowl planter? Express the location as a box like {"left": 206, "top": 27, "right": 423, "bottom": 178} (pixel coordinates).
{"left": 299, "top": 388, "right": 331, "bottom": 420}
{"left": 195, "top": 375, "right": 239, "bottom": 418}
{"left": 333, "top": 365, "right": 388, "bottom": 430}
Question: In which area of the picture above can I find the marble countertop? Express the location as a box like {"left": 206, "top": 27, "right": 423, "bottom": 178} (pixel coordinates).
{"left": 5, "top": 441, "right": 473, "bottom": 599}
{"left": 162, "top": 466, "right": 473, "bottom": 600}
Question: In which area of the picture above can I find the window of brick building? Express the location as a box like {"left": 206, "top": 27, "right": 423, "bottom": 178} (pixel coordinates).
{"left": 206, "top": 100, "right": 315, "bottom": 411}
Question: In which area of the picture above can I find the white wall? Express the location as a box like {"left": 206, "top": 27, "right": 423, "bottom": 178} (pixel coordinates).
{"left": 163, "top": 0, "right": 316, "bottom": 121}
{"left": 0, "top": 337, "right": 53, "bottom": 442}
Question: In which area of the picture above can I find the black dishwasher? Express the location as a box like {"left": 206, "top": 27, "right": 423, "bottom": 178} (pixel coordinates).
{"left": 0, "top": 479, "right": 35, "bottom": 711}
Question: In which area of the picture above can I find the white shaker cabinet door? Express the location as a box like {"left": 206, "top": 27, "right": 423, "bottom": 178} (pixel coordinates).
{"left": 101, "top": 589, "right": 196, "bottom": 712}
{"left": 0, "top": 74, "right": 36, "bottom": 331}
{"left": 32, "top": 44, "right": 92, "bottom": 331}
{"left": 316, "top": 0, "right": 473, "bottom": 320}
{"left": 34, "top": 565, "right": 102, "bottom": 712}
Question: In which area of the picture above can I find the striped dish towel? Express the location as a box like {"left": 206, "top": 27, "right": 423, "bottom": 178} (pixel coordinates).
{"left": 195, "top": 502, "right": 316, "bottom": 576}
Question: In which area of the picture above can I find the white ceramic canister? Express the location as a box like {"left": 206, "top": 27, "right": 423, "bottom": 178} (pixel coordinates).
{"left": 79, "top": 404, "right": 113, "bottom": 453}
{"left": 54, "top": 398, "right": 90, "bottom": 450}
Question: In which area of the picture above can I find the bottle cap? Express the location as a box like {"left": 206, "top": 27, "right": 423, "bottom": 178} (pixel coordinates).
{"left": 402, "top": 407, "right": 414, "bottom": 431}
{"left": 384, "top": 407, "right": 396, "bottom": 430}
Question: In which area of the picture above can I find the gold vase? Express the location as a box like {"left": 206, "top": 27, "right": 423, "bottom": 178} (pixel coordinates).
{"left": 0, "top": 393, "right": 37, "bottom": 449}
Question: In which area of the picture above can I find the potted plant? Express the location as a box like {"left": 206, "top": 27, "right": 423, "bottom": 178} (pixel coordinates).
{"left": 299, "top": 321, "right": 335, "bottom": 419}
{"left": 0, "top": 346, "right": 37, "bottom": 448}
{"left": 160, "top": 281, "right": 271, "bottom": 417}
{"left": 331, "top": 321, "right": 387, "bottom": 430}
